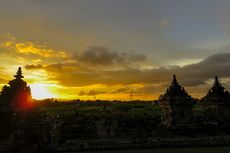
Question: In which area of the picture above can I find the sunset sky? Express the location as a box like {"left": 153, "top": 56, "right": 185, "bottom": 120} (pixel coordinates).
{"left": 1, "top": 0, "right": 230, "bottom": 100}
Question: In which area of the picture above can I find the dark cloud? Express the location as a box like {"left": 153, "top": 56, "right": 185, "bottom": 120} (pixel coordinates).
{"left": 178, "top": 53, "right": 230, "bottom": 86}
{"left": 78, "top": 90, "right": 105, "bottom": 96}
{"left": 110, "top": 87, "right": 130, "bottom": 94}
{"left": 23, "top": 47, "right": 147, "bottom": 72}
{"left": 200, "top": 53, "right": 230, "bottom": 65}
{"left": 75, "top": 47, "right": 146, "bottom": 67}
{"left": 24, "top": 64, "right": 43, "bottom": 70}
{"left": 76, "top": 47, "right": 122, "bottom": 66}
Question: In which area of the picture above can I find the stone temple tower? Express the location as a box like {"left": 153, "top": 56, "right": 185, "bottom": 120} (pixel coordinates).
{"left": 159, "top": 75, "right": 194, "bottom": 127}
{"left": 201, "top": 76, "right": 230, "bottom": 124}
{"left": 0, "top": 67, "right": 32, "bottom": 113}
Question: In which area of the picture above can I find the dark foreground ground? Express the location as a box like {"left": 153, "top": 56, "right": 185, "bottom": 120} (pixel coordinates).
{"left": 65, "top": 147, "right": 230, "bottom": 153}
{"left": 1, "top": 100, "right": 230, "bottom": 152}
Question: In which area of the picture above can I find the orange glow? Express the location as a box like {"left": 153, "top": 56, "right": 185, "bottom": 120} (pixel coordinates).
{"left": 11, "top": 90, "right": 34, "bottom": 112}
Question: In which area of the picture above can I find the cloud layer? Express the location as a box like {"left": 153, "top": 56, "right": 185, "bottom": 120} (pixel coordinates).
{"left": 75, "top": 47, "right": 146, "bottom": 68}
{"left": 24, "top": 48, "right": 230, "bottom": 99}
{"left": 1, "top": 35, "right": 229, "bottom": 100}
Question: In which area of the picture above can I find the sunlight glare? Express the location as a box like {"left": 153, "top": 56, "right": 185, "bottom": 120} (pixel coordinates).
{"left": 30, "top": 83, "right": 55, "bottom": 99}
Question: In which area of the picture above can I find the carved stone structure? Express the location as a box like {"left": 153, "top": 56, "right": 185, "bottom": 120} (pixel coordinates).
{"left": 0, "top": 67, "right": 32, "bottom": 113}
{"left": 159, "top": 75, "right": 194, "bottom": 127}
{"left": 201, "top": 76, "right": 230, "bottom": 124}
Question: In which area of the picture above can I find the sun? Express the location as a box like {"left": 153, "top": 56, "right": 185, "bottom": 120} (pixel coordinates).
{"left": 30, "top": 83, "right": 55, "bottom": 99}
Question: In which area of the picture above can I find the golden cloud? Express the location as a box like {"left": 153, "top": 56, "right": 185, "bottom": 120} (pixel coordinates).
{"left": 15, "top": 42, "right": 68, "bottom": 58}
{"left": 1, "top": 36, "right": 69, "bottom": 59}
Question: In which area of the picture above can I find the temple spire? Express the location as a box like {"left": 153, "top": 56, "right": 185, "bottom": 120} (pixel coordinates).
{"left": 214, "top": 76, "right": 220, "bottom": 86}
{"left": 14, "top": 67, "right": 24, "bottom": 79}
{"left": 172, "top": 74, "right": 178, "bottom": 85}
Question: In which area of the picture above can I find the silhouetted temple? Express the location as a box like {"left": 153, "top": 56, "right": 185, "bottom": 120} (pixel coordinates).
{"left": 0, "top": 67, "right": 32, "bottom": 113}
{"left": 159, "top": 75, "right": 194, "bottom": 127}
{"left": 201, "top": 76, "right": 230, "bottom": 124}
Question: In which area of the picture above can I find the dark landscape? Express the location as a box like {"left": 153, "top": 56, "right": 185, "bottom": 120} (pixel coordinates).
{"left": 0, "top": 68, "right": 230, "bottom": 153}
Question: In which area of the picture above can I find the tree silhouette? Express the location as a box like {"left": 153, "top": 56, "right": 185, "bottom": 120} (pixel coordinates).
{"left": 0, "top": 67, "right": 32, "bottom": 113}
